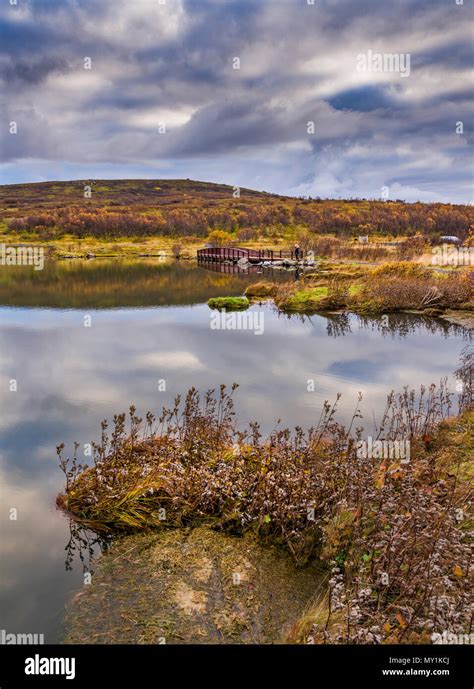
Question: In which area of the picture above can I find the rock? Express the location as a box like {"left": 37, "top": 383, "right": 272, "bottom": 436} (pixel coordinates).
{"left": 439, "top": 310, "right": 474, "bottom": 330}
{"left": 237, "top": 257, "right": 250, "bottom": 267}
{"left": 64, "top": 526, "right": 322, "bottom": 645}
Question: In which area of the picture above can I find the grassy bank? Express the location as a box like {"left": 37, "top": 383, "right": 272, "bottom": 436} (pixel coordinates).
{"left": 0, "top": 232, "right": 300, "bottom": 260}
{"left": 287, "top": 407, "right": 473, "bottom": 643}
{"left": 58, "top": 350, "right": 473, "bottom": 644}
{"left": 0, "top": 233, "right": 203, "bottom": 259}
{"left": 242, "top": 262, "right": 474, "bottom": 318}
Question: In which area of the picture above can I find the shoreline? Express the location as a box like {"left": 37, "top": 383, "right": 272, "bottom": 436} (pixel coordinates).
{"left": 238, "top": 265, "right": 474, "bottom": 323}
{"left": 0, "top": 251, "right": 471, "bottom": 321}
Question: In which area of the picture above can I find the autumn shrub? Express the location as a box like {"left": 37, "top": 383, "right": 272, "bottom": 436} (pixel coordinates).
{"left": 295, "top": 200, "right": 473, "bottom": 239}
{"left": 320, "top": 281, "right": 349, "bottom": 309}
{"left": 304, "top": 235, "right": 392, "bottom": 262}
{"left": 6, "top": 183, "right": 474, "bottom": 241}
{"left": 57, "top": 355, "right": 473, "bottom": 644}
{"left": 397, "top": 235, "right": 428, "bottom": 260}
{"left": 352, "top": 265, "right": 473, "bottom": 312}
{"left": 207, "top": 229, "right": 235, "bottom": 247}
{"left": 171, "top": 243, "right": 182, "bottom": 258}
{"left": 438, "top": 270, "right": 474, "bottom": 308}
{"left": 9, "top": 209, "right": 169, "bottom": 238}
{"left": 237, "top": 227, "right": 258, "bottom": 242}
{"left": 273, "top": 281, "right": 299, "bottom": 309}
{"left": 244, "top": 282, "right": 277, "bottom": 298}
{"left": 311, "top": 413, "right": 472, "bottom": 643}
{"left": 371, "top": 261, "right": 431, "bottom": 279}
{"left": 9, "top": 213, "right": 57, "bottom": 232}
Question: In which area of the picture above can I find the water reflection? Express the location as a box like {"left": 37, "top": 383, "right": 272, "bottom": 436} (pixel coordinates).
{"left": 277, "top": 309, "right": 471, "bottom": 340}
{"left": 0, "top": 259, "right": 289, "bottom": 309}
{"left": 64, "top": 520, "right": 110, "bottom": 575}
{"left": 196, "top": 260, "right": 282, "bottom": 276}
{"left": 0, "top": 261, "right": 471, "bottom": 643}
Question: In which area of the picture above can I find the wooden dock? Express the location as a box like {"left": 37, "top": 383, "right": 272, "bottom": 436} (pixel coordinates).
{"left": 197, "top": 246, "right": 301, "bottom": 264}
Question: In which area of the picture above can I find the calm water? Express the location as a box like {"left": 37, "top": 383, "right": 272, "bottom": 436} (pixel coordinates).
{"left": 0, "top": 260, "right": 471, "bottom": 642}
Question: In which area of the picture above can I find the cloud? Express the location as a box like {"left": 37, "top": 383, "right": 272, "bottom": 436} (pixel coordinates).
{"left": 0, "top": 0, "right": 472, "bottom": 201}
{"left": 136, "top": 351, "right": 205, "bottom": 370}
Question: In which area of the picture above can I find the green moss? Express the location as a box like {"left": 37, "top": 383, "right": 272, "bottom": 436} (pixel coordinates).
{"left": 207, "top": 296, "right": 250, "bottom": 310}
{"left": 278, "top": 286, "right": 329, "bottom": 312}
{"left": 348, "top": 283, "right": 363, "bottom": 296}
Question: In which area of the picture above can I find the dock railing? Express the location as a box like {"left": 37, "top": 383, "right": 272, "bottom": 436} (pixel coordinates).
{"left": 197, "top": 247, "right": 303, "bottom": 262}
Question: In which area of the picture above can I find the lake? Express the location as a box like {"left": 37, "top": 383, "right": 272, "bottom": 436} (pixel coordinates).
{"left": 0, "top": 259, "right": 471, "bottom": 642}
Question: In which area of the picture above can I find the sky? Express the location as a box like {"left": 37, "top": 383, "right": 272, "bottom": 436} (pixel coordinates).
{"left": 0, "top": 0, "right": 473, "bottom": 202}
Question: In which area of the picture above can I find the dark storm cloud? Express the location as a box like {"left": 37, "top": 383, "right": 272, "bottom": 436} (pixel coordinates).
{"left": 0, "top": 0, "right": 472, "bottom": 202}
{"left": 328, "top": 86, "right": 396, "bottom": 112}
{"left": 0, "top": 55, "right": 69, "bottom": 83}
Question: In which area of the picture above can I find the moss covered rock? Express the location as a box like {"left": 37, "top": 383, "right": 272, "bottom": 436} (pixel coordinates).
{"left": 64, "top": 526, "right": 323, "bottom": 644}
{"left": 207, "top": 296, "right": 249, "bottom": 310}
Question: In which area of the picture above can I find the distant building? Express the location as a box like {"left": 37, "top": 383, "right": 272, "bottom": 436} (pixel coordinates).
{"left": 439, "top": 236, "right": 461, "bottom": 244}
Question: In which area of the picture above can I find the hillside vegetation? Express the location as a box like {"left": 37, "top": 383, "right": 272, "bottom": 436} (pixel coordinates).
{"left": 1, "top": 179, "right": 473, "bottom": 242}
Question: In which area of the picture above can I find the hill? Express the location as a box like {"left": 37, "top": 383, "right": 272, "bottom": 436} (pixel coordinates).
{"left": 0, "top": 179, "right": 472, "bottom": 242}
